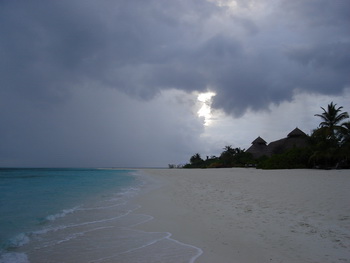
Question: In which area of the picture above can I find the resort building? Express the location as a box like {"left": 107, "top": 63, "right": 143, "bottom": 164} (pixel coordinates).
{"left": 246, "top": 128, "right": 309, "bottom": 158}
{"left": 246, "top": 136, "right": 268, "bottom": 158}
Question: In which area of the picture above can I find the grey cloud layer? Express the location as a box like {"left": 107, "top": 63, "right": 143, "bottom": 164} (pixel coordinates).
{"left": 1, "top": 0, "right": 349, "bottom": 115}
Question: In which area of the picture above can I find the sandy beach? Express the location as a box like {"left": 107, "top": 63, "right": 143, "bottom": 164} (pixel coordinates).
{"left": 134, "top": 168, "right": 350, "bottom": 263}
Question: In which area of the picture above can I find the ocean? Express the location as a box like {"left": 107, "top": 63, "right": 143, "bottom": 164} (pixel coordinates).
{"left": 0, "top": 168, "right": 202, "bottom": 263}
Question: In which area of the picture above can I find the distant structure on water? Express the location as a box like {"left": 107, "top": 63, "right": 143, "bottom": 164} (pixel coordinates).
{"left": 246, "top": 128, "right": 308, "bottom": 158}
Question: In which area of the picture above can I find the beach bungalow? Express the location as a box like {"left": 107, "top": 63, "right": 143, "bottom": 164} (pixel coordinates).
{"left": 246, "top": 136, "right": 268, "bottom": 158}
{"left": 247, "top": 128, "right": 309, "bottom": 158}
{"left": 267, "top": 127, "right": 308, "bottom": 155}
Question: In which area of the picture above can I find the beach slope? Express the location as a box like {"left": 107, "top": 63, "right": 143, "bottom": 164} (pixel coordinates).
{"left": 134, "top": 168, "right": 350, "bottom": 263}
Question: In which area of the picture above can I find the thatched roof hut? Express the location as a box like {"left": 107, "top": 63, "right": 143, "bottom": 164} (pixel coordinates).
{"left": 268, "top": 128, "right": 308, "bottom": 155}
{"left": 252, "top": 136, "right": 267, "bottom": 145}
{"left": 246, "top": 136, "right": 269, "bottom": 158}
{"left": 247, "top": 128, "right": 309, "bottom": 158}
{"left": 287, "top": 127, "right": 307, "bottom": 138}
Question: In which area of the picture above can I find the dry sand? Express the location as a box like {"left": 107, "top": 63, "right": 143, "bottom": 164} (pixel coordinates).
{"left": 133, "top": 168, "right": 350, "bottom": 263}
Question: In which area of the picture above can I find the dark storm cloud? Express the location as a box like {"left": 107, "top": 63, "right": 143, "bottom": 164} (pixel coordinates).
{"left": 287, "top": 42, "right": 350, "bottom": 72}
{"left": 286, "top": 42, "right": 350, "bottom": 94}
{"left": 1, "top": 0, "right": 349, "bottom": 113}
{"left": 1, "top": 0, "right": 350, "bottom": 167}
{"left": 281, "top": 0, "right": 350, "bottom": 27}
{"left": 0, "top": 0, "right": 215, "bottom": 101}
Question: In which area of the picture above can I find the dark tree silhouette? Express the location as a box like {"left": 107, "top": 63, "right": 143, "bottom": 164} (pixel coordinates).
{"left": 311, "top": 102, "right": 350, "bottom": 168}
{"left": 190, "top": 153, "right": 203, "bottom": 165}
{"left": 314, "top": 102, "right": 349, "bottom": 140}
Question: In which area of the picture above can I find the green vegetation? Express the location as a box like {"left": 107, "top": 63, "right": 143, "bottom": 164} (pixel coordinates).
{"left": 183, "top": 147, "right": 254, "bottom": 168}
{"left": 182, "top": 102, "right": 350, "bottom": 169}
{"left": 309, "top": 102, "right": 350, "bottom": 169}
{"left": 258, "top": 147, "right": 313, "bottom": 169}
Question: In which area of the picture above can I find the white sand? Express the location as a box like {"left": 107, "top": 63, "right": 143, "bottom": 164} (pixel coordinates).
{"left": 133, "top": 168, "right": 350, "bottom": 263}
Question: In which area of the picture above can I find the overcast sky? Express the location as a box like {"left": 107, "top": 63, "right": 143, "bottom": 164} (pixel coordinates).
{"left": 1, "top": 0, "right": 349, "bottom": 167}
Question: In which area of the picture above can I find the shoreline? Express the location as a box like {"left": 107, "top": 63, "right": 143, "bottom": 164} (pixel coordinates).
{"left": 133, "top": 168, "right": 350, "bottom": 263}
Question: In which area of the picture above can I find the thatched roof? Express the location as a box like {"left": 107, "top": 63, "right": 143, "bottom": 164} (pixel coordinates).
{"left": 247, "top": 128, "right": 309, "bottom": 158}
{"left": 247, "top": 137, "right": 268, "bottom": 158}
{"left": 287, "top": 127, "right": 307, "bottom": 138}
{"left": 251, "top": 136, "right": 267, "bottom": 145}
{"left": 268, "top": 128, "right": 309, "bottom": 155}
{"left": 267, "top": 138, "right": 289, "bottom": 155}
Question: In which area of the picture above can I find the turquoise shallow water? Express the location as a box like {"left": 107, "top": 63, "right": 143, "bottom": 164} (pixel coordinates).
{"left": 0, "top": 168, "right": 137, "bottom": 246}
{"left": 0, "top": 168, "right": 202, "bottom": 263}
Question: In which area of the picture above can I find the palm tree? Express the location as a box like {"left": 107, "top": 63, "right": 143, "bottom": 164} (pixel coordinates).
{"left": 339, "top": 121, "right": 350, "bottom": 167}
{"left": 190, "top": 153, "right": 203, "bottom": 165}
{"left": 312, "top": 102, "right": 349, "bottom": 168}
{"left": 340, "top": 121, "right": 350, "bottom": 145}
{"left": 222, "top": 145, "right": 236, "bottom": 155}
{"left": 314, "top": 102, "right": 349, "bottom": 140}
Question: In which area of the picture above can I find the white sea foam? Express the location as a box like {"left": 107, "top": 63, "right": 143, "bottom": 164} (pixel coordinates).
{"left": 126, "top": 214, "right": 154, "bottom": 227}
{"left": 32, "top": 206, "right": 140, "bottom": 236}
{"left": 35, "top": 226, "right": 115, "bottom": 249}
{"left": 45, "top": 207, "right": 80, "bottom": 221}
{"left": 66, "top": 207, "right": 140, "bottom": 228}
{"left": 0, "top": 252, "right": 29, "bottom": 263}
{"left": 119, "top": 232, "right": 172, "bottom": 255}
{"left": 90, "top": 231, "right": 172, "bottom": 263}
{"left": 90, "top": 226, "right": 203, "bottom": 263}
{"left": 5, "top": 233, "right": 30, "bottom": 248}
{"left": 167, "top": 236, "right": 203, "bottom": 263}
{"left": 128, "top": 230, "right": 203, "bottom": 263}
{"left": 91, "top": 234, "right": 203, "bottom": 263}
{"left": 81, "top": 201, "right": 127, "bottom": 211}
{"left": 106, "top": 186, "right": 141, "bottom": 202}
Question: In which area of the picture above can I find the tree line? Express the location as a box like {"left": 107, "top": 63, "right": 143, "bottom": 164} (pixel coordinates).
{"left": 181, "top": 102, "right": 350, "bottom": 169}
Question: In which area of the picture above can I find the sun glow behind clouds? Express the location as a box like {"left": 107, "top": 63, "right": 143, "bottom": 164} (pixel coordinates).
{"left": 208, "top": 0, "right": 237, "bottom": 8}
{"left": 197, "top": 92, "right": 216, "bottom": 126}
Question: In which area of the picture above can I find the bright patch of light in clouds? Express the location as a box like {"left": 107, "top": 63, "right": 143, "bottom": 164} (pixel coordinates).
{"left": 209, "top": 0, "right": 238, "bottom": 9}
{"left": 197, "top": 92, "right": 216, "bottom": 126}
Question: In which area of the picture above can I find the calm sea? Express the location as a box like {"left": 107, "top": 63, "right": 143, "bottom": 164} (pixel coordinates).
{"left": 0, "top": 168, "right": 202, "bottom": 263}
